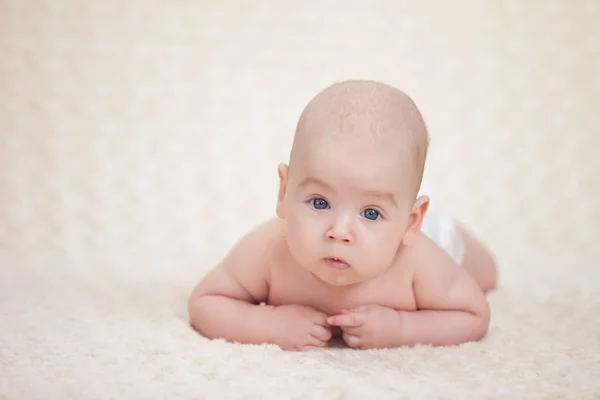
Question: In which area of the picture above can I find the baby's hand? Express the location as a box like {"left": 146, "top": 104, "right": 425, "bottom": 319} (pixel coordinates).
{"left": 327, "top": 304, "right": 403, "bottom": 350}
{"left": 268, "top": 304, "right": 332, "bottom": 351}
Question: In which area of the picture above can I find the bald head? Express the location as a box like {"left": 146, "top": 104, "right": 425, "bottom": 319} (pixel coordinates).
{"left": 289, "top": 80, "right": 430, "bottom": 192}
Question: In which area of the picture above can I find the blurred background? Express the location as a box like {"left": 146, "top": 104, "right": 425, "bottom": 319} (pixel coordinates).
{"left": 1, "top": 1, "right": 598, "bottom": 288}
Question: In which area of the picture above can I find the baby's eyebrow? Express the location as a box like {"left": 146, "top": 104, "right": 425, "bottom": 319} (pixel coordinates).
{"left": 298, "top": 176, "right": 335, "bottom": 193}
{"left": 363, "top": 190, "right": 397, "bottom": 207}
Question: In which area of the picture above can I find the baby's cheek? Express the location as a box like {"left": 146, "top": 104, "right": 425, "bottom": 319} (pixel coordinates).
{"left": 291, "top": 215, "right": 316, "bottom": 242}
{"left": 369, "top": 239, "right": 398, "bottom": 269}
{"left": 286, "top": 220, "right": 314, "bottom": 258}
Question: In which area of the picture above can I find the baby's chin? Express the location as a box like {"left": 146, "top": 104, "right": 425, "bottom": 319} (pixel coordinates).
{"left": 309, "top": 268, "right": 366, "bottom": 287}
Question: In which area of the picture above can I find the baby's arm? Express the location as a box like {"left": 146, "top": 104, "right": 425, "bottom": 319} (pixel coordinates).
{"left": 188, "top": 221, "right": 332, "bottom": 350}
{"left": 401, "top": 234, "right": 491, "bottom": 346}
{"left": 188, "top": 223, "right": 275, "bottom": 345}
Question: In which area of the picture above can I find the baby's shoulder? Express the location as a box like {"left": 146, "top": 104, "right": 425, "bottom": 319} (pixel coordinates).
{"left": 396, "top": 232, "right": 465, "bottom": 294}
{"left": 244, "top": 217, "right": 286, "bottom": 249}
{"left": 190, "top": 218, "right": 284, "bottom": 304}
{"left": 222, "top": 217, "right": 286, "bottom": 269}
{"left": 388, "top": 234, "right": 444, "bottom": 288}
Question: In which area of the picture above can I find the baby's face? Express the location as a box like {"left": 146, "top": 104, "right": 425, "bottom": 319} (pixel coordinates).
{"left": 279, "top": 138, "right": 419, "bottom": 286}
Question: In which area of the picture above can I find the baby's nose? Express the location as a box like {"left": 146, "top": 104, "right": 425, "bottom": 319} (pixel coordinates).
{"left": 327, "top": 230, "right": 352, "bottom": 244}
{"left": 327, "top": 216, "right": 353, "bottom": 244}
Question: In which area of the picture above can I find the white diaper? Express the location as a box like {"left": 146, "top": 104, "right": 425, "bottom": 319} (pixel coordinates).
{"left": 417, "top": 183, "right": 465, "bottom": 265}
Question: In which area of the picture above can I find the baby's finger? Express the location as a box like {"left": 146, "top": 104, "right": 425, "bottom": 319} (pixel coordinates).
{"left": 327, "top": 312, "right": 365, "bottom": 327}
{"left": 338, "top": 324, "right": 361, "bottom": 336}
{"left": 343, "top": 333, "right": 361, "bottom": 348}
{"left": 312, "top": 312, "right": 330, "bottom": 328}
{"left": 311, "top": 325, "right": 333, "bottom": 342}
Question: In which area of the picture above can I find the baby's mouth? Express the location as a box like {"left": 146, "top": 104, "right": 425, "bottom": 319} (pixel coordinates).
{"left": 324, "top": 257, "right": 350, "bottom": 270}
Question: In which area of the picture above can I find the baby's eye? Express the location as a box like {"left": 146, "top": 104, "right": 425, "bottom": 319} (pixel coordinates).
{"left": 310, "top": 197, "right": 330, "bottom": 210}
{"left": 362, "top": 208, "right": 381, "bottom": 221}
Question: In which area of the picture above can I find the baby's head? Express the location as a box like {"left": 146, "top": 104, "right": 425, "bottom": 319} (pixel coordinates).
{"left": 276, "top": 80, "right": 430, "bottom": 286}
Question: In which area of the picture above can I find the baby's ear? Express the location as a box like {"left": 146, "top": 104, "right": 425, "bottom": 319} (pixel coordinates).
{"left": 402, "top": 195, "right": 429, "bottom": 247}
{"left": 276, "top": 163, "right": 289, "bottom": 218}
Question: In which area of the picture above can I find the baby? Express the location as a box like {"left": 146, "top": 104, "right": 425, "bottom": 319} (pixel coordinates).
{"left": 188, "top": 80, "right": 497, "bottom": 351}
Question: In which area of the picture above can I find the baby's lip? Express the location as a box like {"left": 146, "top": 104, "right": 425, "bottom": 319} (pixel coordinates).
{"left": 324, "top": 257, "right": 350, "bottom": 270}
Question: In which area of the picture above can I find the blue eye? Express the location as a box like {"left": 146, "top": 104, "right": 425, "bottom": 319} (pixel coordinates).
{"left": 362, "top": 208, "right": 380, "bottom": 221}
{"left": 310, "top": 197, "right": 329, "bottom": 210}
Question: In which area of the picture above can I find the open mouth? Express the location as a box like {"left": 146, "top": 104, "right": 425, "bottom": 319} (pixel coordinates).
{"left": 324, "top": 257, "right": 350, "bottom": 270}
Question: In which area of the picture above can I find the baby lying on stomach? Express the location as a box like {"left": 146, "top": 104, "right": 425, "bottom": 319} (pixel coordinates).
{"left": 188, "top": 80, "right": 497, "bottom": 351}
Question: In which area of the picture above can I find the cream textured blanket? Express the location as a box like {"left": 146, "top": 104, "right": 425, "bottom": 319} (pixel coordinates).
{"left": 1, "top": 2, "right": 599, "bottom": 398}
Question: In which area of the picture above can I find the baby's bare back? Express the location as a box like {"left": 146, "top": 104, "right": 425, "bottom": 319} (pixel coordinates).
{"left": 264, "top": 218, "right": 418, "bottom": 316}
